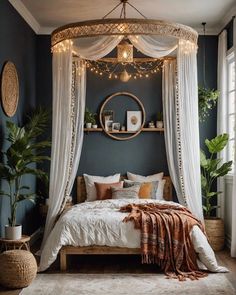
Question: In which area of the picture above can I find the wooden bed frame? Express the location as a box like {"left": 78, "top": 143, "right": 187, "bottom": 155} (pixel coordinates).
{"left": 60, "top": 175, "right": 173, "bottom": 271}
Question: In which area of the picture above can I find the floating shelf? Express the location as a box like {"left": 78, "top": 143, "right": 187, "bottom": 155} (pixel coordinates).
{"left": 84, "top": 127, "right": 164, "bottom": 133}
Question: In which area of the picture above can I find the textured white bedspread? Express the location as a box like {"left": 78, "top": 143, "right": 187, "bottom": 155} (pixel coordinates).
{"left": 39, "top": 199, "right": 228, "bottom": 272}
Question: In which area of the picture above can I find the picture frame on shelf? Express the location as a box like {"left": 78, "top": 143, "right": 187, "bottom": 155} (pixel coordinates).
{"left": 102, "top": 110, "right": 114, "bottom": 124}
{"left": 112, "top": 122, "right": 120, "bottom": 132}
{"left": 105, "top": 120, "right": 113, "bottom": 131}
{"left": 127, "top": 111, "right": 142, "bottom": 131}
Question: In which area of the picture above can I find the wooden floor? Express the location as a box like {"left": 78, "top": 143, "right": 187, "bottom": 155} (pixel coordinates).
{"left": 0, "top": 249, "right": 236, "bottom": 294}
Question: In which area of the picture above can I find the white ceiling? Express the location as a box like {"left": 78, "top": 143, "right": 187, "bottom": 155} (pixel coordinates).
{"left": 9, "top": 0, "right": 236, "bottom": 34}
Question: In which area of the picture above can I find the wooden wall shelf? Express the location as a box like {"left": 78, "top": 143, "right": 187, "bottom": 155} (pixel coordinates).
{"left": 84, "top": 127, "right": 164, "bottom": 133}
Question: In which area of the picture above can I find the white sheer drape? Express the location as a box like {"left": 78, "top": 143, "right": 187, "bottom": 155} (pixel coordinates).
{"left": 176, "top": 40, "right": 203, "bottom": 220}
{"left": 41, "top": 47, "right": 86, "bottom": 253}
{"left": 231, "top": 18, "right": 236, "bottom": 257}
{"left": 73, "top": 36, "right": 122, "bottom": 60}
{"left": 217, "top": 30, "right": 227, "bottom": 219}
{"left": 162, "top": 60, "right": 184, "bottom": 201}
{"left": 129, "top": 35, "right": 177, "bottom": 58}
{"left": 162, "top": 42, "right": 203, "bottom": 220}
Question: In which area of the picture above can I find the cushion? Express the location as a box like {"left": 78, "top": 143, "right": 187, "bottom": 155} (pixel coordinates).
{"left": 124, "top": 180, "right": 155, "bottom": 199}
{"left": 126, "top": 172, "right": 165, "bottom": 200}
{"left": 127, "top": 171, "right": 164, "bottom": 181}
{"left": 111, "top": 185, "right": 140, "bottom": 199}
{"left": 95, "top": 182, "right": 123, "bottom": 200}
{"left": 83, "top": 173, "right": 120, "bottom": 201}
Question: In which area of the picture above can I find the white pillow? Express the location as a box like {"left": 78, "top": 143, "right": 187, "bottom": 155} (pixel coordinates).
{"left": 127, "top": 171, "right": 164, "bottom": 182}
{"left": 127, "top": 172, "right": 165, "bottom": 200}
{"left": 83, "top": 173, "right": 120, "bottom": 202}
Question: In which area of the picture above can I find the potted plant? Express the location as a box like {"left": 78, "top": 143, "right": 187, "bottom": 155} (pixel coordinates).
{"left": 200, "top": 133, "right": 232, "bottom": 250}
{"left": 198, "top": 86, "right": 219, "bottom": 122}
{"left": 156, "top": 112, "right": 163, "bottom": 129}
{"left": 0, "top": 108, "right": 51, "bottom": 240}
{"left": 84, "top": 108, "right": 97, "bottom": 128}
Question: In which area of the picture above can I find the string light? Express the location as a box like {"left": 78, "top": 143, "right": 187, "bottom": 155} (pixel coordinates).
{"left": 85, "top": 58, "right": 166, "bottom": 81}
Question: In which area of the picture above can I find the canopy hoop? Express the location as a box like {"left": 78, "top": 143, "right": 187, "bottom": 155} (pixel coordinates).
{"left": 51, "top": 19, "right": 198, "bottom": 48}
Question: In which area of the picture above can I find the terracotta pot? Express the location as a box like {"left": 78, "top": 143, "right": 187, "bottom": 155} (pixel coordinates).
{"left": 5, "top": 225, "right": 22, "bottom": 240}
{"left": 204, "top": 218, "right": 224, "bottom": 251}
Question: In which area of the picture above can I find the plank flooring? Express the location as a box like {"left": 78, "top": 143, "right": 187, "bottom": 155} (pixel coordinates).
{"left": 0, "top": 248, "right": 235, "bottom": 295}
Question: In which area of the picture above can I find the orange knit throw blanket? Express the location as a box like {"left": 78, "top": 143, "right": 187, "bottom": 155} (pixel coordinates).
{"left": 120, "top": 203, "right": 207, "bottom": 281}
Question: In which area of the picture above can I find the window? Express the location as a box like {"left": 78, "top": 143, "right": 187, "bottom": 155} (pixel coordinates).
{"left": 226, "top": 52, "right": 235, "bottom": 169}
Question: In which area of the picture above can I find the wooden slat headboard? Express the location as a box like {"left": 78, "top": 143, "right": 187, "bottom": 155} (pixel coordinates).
{"left": 77, "top": 176, "right": 173, "bottom": 203}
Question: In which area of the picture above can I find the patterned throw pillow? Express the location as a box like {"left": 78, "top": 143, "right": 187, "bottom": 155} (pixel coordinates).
{"left": 111, "top": 185, "right": 140, "bottom": 199}
{"left": 126, "top": 172, "right": 166, "bottom": 200}
{"left": 95, "top": 182, "right": 123, "bottom": 200}
{"left": 124, "top": 179, "right": 158, "bottom": 199}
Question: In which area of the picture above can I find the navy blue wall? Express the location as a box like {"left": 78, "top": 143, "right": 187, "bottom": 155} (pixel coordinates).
{"left": 198, "top": 36, "right": 218, "bottom": 150}
{"left": 0, "top": 1, "right": 38, "bottom": 236}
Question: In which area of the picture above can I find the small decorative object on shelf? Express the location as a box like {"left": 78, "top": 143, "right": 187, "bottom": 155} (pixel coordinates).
{"left": 156, "top": 111, "right": 164, "bottom": 128}
{"left": 127, "top": 111, "right": 142, "bottom": 131}
{"left": 112, "top": 122, "right": 120, "bottom": 132}
{"left": 105, "top": 120, "right": 113, "bottom": 131}
{"left": 84, "top": 108, "right": 97, "bottom": 128}
{"left": 148, "top": 121, "right": 155, "bottom": 128}
{"left": 92, "top": 124, "right": 98, "bottom": 128}
{"left": 121, "top": 125, "right": 126, "bottom": 131}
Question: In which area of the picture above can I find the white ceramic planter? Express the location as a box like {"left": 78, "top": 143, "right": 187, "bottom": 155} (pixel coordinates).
{"left": 86, "top": 123, "right": 92, "bottom": 128}
{"left": 92, "top": 124, "right": 98, "bottom": 129}
{"left": 5, "top": 224, "right": 22, "bottom": 240}
{"left": 156, "top": 121, "right": 164, "bottom": 128}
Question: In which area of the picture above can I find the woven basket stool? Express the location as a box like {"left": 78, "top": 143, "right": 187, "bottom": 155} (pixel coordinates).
{"left": 0, "top": 250, "right": 37, "bottom": 289}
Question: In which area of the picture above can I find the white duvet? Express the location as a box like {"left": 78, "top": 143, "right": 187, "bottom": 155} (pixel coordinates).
{"left": 39, "top": 199, "right": 228, "bottom": 272}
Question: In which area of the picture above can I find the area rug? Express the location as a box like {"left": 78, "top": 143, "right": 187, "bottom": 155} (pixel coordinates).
{"left": 20, "top": 273, "right": 235, "bottom": 295}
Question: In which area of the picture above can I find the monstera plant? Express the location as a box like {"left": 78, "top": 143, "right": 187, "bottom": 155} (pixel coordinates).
{"left": 200, "top": 133, "right": 232, "bottom": 251}
{"left": 0, "top": 108, "right": 51, "bottom": 239}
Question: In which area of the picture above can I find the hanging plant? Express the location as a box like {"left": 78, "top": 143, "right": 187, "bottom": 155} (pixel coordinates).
{"left": 198, "top": 86, "right": 219, "bottom": 122}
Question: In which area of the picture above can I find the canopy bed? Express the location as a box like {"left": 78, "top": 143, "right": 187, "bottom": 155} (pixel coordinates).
{"left": 39, "top": 0, "right": 226, "bottom": 277}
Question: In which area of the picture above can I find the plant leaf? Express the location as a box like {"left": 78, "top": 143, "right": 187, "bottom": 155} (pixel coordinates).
{"left": 200, "top": 150, "right": 208, "bottom": 168}
{"left": 205, "top": 133, "right": 229, "bottom": 153}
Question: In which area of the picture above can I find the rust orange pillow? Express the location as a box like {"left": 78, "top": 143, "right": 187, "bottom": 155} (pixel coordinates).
{"left": 138, "top": 182, "right": 153, "bottom": 199}
{"left": 95, "top": 182, "right": 123, "bottom": 200}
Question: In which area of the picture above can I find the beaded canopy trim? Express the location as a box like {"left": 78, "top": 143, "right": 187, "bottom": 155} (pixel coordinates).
{"left": 51, "top": 18, "right": 198, "bottom": 47}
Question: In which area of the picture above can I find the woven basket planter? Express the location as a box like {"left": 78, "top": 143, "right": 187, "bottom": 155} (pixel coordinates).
{"left": 205, "top": 218, "right": 225, "bottom": 251}
{"left": 0, "top": 250, "right": 37, "bottom": 289}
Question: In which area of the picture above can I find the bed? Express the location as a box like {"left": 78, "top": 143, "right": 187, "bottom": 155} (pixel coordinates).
{"left": 39, "top": 175, "right": 227, "bottom": 273}
{"left": 60, "top": 176, "right": 173, "bottom": 271}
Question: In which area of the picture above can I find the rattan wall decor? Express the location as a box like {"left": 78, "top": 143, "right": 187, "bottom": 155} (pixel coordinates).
{"left": 99, "top": 91, "right": 146, "bottom": 141}
{"left": 1, "top": 61, "right": 19, "bottom": 117}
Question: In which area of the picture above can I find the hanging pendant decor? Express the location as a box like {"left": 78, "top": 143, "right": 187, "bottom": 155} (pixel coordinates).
{"left": 1, "top": 61, "right": 19, "bottom": 117}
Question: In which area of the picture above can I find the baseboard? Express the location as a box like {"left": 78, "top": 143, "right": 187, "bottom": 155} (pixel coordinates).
{"left": 30, "top": 227, "right": 43, "bottom": 246}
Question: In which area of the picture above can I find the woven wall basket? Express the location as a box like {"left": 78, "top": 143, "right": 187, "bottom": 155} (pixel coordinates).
{"left": 0, "top": 250, "right": 37, "bottom": 289}
{"left": 1, "top": 61, "right": 19, "bottom": 117}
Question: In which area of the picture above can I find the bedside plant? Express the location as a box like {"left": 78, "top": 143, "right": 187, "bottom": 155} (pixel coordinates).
{"left": 84, "top": 108, "right": 97, "bottom": 128}
{"left": 156, "top": 111, "right": 163, "bottom": 129}
{"left": 198, "top": 87, "right": 219, "bottom": 122}
{"left": 0, "top": 108, "right": 51, "bottom": 240}
{"left": 200, "top": 133, "right": 232, "bottom": 250}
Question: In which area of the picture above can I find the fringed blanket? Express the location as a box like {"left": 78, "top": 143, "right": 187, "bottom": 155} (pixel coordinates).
{"left": 120, "top": 203, "right": 207, "bottom": 281}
